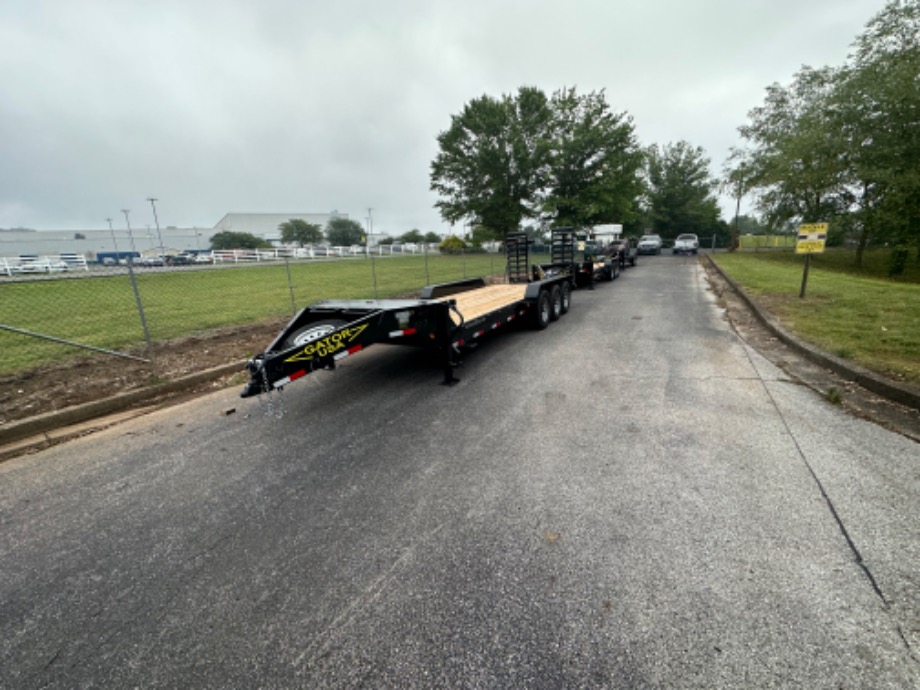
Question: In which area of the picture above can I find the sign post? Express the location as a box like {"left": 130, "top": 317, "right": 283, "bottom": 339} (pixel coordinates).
{"left": 795, "top": 223, "right": 828, "bottom": 298}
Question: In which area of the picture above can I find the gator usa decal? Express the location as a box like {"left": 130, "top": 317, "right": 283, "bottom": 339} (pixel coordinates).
{"left": 285, "top": 323, "right": 368, "bottom": 362}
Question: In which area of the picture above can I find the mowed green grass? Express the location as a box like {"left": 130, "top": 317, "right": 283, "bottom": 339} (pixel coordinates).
{"left": 711, "top": 249, "right": 920, "bottom": 386}
{"left": 0, "top": 253, "right": 504, "bottom": 374}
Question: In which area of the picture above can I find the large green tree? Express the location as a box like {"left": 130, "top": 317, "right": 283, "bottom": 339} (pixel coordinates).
{"left": 737, "top": 65, "right": 847, "bottom": 227}
{"left": 832, "top": 0, "right": 920, "bottom": 262}
{"left": 543, "top": 87, "right": 644, "bottom": 229}
{"left": 643, "top": 141, "right": 721, "bottom": 239}
{"left": 732, "top": 0, "right": 920, "bottom": 265}
{"left": 279, "top": 219, "right": 323, "bottom": 246}
{"left": 210, "top": 231, "right": 272, "bottom": 250}
{"left": 325, "top": 217, "right": 364, "bottom": 246}
{"left": 430, "top": 86, "right": 553, "bottom": 240}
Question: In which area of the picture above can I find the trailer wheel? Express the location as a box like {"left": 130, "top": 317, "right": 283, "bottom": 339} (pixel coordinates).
{"left": 534, "top": 290, "right": 552, "bottom": 330}
{"left": 549, "top": 285, "right": 563, "bottom": 321}
{"left": 560, "top": 282, "right": 571, "bottom": 314}
{"left": 282, "top": 319, "right": 347, "bottom": 350}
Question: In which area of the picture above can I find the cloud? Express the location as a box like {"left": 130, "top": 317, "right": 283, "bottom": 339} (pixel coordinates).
{"left": 0, "top": 0, "right": 884, "bottom": 231}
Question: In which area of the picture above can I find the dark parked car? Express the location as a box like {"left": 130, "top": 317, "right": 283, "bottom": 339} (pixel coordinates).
{"left": 607, "top": 239, "right": 637, "bottom": 268}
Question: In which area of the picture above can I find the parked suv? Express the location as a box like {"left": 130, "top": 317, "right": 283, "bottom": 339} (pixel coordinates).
{"left": 637, "top": 235, "right": 662, "bottom": 255}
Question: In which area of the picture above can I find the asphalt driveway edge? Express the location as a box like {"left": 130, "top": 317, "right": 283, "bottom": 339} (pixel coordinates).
{"left": 702, "top": 252, "right": 920, "bottom": 412}
{"left": 0, "top": 360, "right": 246, "bottom": 451}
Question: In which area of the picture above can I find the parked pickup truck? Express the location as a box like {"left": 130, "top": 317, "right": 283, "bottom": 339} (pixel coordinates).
{"left": 673, "top": 233, "right": 699, "bottom": 255}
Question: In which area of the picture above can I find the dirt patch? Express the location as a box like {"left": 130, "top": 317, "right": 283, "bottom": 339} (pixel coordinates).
{"left": 702, "top": 261, "right": 920, "bottom": 443}
{"left": 0, "top": 318, "right": 286, "bottom": 427}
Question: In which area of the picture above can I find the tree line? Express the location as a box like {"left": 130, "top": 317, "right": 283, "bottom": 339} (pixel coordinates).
{"left": 430, "top": 0, "right": 918, "bottom": 265}
{"left": 213, "top": 1, "right": 916, "bottom": 264}
{"left": 210, "top": 217, "right": 368, "bottom": 251}
{"left": 211, "top": 219, "right": 446, "bottom": 251}
{"left": 429, "top": 85, "right": 725, "bottom": 246}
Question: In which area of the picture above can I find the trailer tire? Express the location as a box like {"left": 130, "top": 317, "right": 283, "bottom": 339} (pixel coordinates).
{"left": 549, "top": 285, "right": 563, "bottom": 321}
{"left": 534, "top": 290, "right": 552, "bottom": 330}
{"left": 560, "top": 282, "right": 571, "bottom": 314}
{"left": 282, "top": 319, "right": 347, "bottom": 350}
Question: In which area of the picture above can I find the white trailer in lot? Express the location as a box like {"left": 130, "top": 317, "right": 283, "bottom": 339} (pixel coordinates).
{"left": 592, "top": 223, "right": 623, "bottom": 239}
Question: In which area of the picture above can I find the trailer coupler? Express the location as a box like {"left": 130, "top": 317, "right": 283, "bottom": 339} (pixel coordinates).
{"left": 240, "top": 356, "right": 267, "bottom": 398}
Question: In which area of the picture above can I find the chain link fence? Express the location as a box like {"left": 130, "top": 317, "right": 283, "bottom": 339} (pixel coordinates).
{"left": 0, "top": 247, "right": 504, "bottom": 376}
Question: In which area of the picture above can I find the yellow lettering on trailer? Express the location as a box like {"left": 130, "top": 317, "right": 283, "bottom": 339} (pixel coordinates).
{"left": 285, "top": 323, "right": 368, "bottom": 362}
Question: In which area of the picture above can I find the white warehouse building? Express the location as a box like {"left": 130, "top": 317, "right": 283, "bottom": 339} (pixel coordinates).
{"left": 0, "top": 211, "right": 349, "bottom": 260}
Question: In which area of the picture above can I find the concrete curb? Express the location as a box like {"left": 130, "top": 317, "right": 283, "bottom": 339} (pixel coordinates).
{"left": 0, "top": 361, "right": 247, "bottom": 450}
{"left": 702, "top": 253, "right": 920, "bottom": 412}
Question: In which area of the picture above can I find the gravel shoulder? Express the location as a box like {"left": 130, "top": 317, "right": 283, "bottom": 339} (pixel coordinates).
{"left": 702, "top": 259, "right": 920, "bottom": 443}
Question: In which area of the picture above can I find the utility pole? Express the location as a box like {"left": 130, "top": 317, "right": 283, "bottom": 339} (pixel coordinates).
{"left": 147, "top": 197, "right": 166, "bottom": 258}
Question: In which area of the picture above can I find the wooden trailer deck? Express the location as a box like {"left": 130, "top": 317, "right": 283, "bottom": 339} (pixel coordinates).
{"left": 436, "top": 283, "right": 528, "bottom": 324}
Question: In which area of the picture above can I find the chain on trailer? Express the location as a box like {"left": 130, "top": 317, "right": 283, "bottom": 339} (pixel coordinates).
{"left": 256, "top": 360, "right": 286, "bottom": 419}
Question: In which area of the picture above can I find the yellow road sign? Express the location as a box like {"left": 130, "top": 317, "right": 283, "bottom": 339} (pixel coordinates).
{"left": 795, "top": 223, "right": 828, "bottom": 254}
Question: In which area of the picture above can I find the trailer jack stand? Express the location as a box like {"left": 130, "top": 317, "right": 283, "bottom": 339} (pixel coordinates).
{"left": 442, "top": 368, "right": 460, "bottom": 386}
{"left": 442, "top": 353, "right": 461, "bottom": 385}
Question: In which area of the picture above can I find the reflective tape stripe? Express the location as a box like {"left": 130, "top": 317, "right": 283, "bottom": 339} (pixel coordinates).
{"left": 273, "top": 369, "right": 306, "bottom": 388}
{"left": 334, "top": 344, "right": 363, "bottom": 360}
{"left": 388, "top": 327, "right": 418, "bottom": 338}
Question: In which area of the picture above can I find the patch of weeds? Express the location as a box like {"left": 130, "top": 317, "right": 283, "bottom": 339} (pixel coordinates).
{"left": 226, "top": 371, "right": 248, "bottom": 386}
{"left": 834, "top": 348, "right": 853, "bottom": 359}
{"left": 825, "top": 387, "right": 843, "bottom": 405}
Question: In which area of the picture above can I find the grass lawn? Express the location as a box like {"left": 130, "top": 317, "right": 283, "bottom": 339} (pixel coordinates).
{"left": 711, "top": 249, "right": 920, "bottom": 386}
{"left": 0, "top": 253, "right": 504, "bottom": 374}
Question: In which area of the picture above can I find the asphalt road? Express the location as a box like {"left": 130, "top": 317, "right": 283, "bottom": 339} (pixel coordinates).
{"left": 2, "top": 256, "right": 918, "bottom": 688}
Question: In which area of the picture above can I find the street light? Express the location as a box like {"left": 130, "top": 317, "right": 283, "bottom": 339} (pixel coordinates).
{"left": 106, "top": 217, "right": 119, "bottom": 260}
{"left": 122, "top": 209, "right": 138, "bottom": 259}
{"left": 147, "top": 197, "right": 166, "bottom": 258}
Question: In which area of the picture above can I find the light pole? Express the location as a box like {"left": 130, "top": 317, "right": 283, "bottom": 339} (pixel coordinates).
{"left": 147, "top": 197, "right": 166, "bottom": 258}
{"left": 106, "top": 217, "right": 119, "bottom": 261}
{"left": 122, "top": 209, "right": 137, "bottom": 259}
{"left": 367, "top": 207, "right": 378, "bottom": 298}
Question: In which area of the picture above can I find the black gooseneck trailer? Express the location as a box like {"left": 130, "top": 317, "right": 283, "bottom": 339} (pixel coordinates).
{"left": 240, "top": 232, "right": 575, "bottom": 399}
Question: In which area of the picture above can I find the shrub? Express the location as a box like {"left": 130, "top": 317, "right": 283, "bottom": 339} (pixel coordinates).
{"left": 439, "top": 235, "right": 467, "bottom": 254}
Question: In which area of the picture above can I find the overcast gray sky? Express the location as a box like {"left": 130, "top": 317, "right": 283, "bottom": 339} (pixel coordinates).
{"left": 0, "top": 0, "right": 887, "bottom": 236}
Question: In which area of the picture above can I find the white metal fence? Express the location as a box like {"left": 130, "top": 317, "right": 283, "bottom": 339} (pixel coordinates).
{"left": 1, "top": 253, "right": 90, "bottom": 276}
